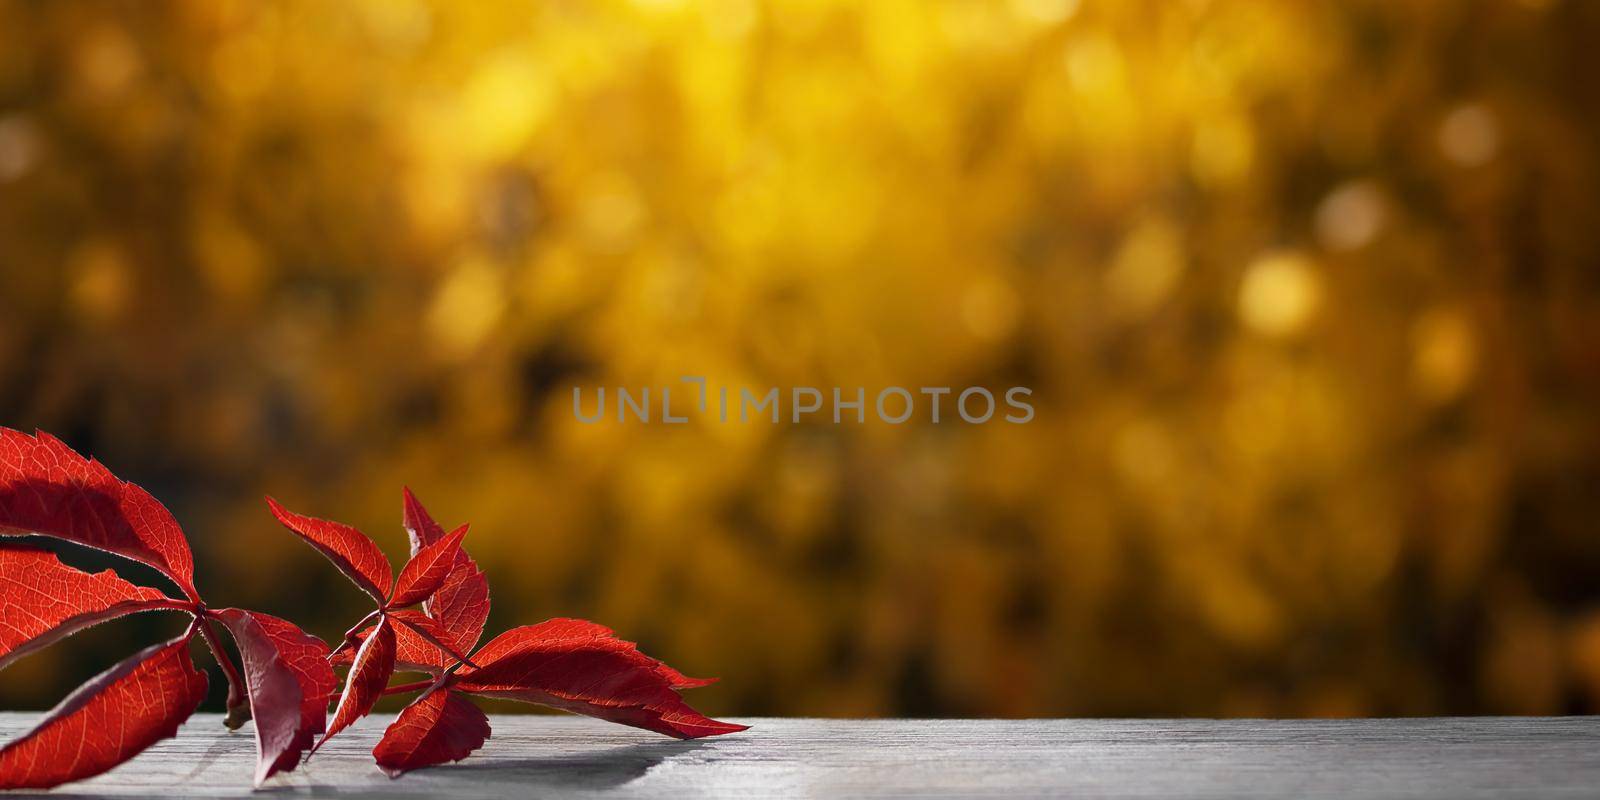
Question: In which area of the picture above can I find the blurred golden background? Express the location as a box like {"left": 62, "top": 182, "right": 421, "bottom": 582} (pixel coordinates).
{"left": 3, "top": 0, "right": 1600, "bottom": 718}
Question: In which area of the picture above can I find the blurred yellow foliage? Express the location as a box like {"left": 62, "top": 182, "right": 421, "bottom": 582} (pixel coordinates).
{"left": 2, "top": 0, "right": 1600, "bottom": 718}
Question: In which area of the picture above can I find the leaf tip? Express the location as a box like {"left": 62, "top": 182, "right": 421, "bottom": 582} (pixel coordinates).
{"left": 682, "top": 718, "right": 749, "bottom": 738}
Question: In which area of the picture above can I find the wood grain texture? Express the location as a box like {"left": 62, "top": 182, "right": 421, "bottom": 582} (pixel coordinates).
{"left": 2, "top": 713, "right": 1597, "bottom": 798}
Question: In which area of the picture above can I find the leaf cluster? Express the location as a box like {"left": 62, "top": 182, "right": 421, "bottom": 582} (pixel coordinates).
{"left": 0, "top": 428, "right": 743, "bottom": 790}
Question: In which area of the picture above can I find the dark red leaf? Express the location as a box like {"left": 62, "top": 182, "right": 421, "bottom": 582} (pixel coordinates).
{"left": 0, "top": 547, "right": 184, "bottom": 672}
{"left": 388, "top": 524, "right": 468, "bottom": 608}
{"left": 401, "top": 488, "right": 489, "bottom": 656}
{"left": 401, "top": 486, "right": 448, "bottom": 545}
{"left": 0, "top": 428, "right": 199, "bottom": 601}
{"left": 479, "top": 618, "right": 717, "bottom": 689}
{"left": 332, "top": 610, "right": 455, "bottom": 673}
{"left": 347, "top": 616, "right": 719, "bottom": 690}
{"left": 266, "top": 496, "right": 393, "bottom": 603}
{"left": 215, "top": 609, "right": 337, "bottom": 786}
{"left": 0, "top": 633, "right": 208, "bottom": 789}
{"left": 317, "top": 615, "right": 397, "bottom": 751}
{"left": 451, "top": 621, "right": 746, "bottom": 740}
{"left": 372, "top": 688, "right": 490, "bottom": 778}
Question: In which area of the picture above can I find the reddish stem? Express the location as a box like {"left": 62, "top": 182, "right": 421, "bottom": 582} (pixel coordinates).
{"left": 195, "top": 611, "right": 252, "bottom": 730}
{"left": 328, "top": 608, "right": 383, "bottom": 660}
{"left": 379, "top": 658, "right": 469, "bottom": 698}
{"left": 345, "top": 608, "right": 381, "bottom": 641}
{"left": 379, "top": 679, "right": 435, "bottom": 697}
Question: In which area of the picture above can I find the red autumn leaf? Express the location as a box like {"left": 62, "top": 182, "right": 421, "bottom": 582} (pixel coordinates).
{"left": 384, "top": 609, "right": 480, "bottom": 667}
{"left": 655, "top": 663, "right": 717, "bottom": 690}
{"left": 318, "top": 615, "right": 397, "bottom": 751}
{"left": 266, "top": 496, "right": 393, "bottom": 603}
{"left": 333, "top": 610, "right": 460, "bottom": 673}
{"left": 280, "top": 486, "right": 748, "bottom": 777}
{"left": 401, "top": 486, "right": 448, "bottom": 551}
{"left": 0, "top": 633, "right": 208, "bottom": 790}
{"left": 0, "top": 547, "right": 186, "bottom": 672}
{"left": 388, "top": 523, "right": 468, "bottom": 608}
{"left": 500, "top": 618, "right": 718, "bottom": 689}
{"left": 214, "top": 609, "right": 337, "bottom": 786}
{"left": 451, "top": 622, "right": 747, "bottom": 740}
{"left": 372, "top": 688, "right": 490, "bottom": 778}
{"left": 402, "top": 488, "right": 489, "bottom": 656}
{"left": 0, "top": 427, "right": 199, "bottom": 601}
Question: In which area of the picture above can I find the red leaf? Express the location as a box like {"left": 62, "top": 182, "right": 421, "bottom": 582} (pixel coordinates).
{"left": 215, "top": 609, "right": 337, "bottom": 786}
{"left": 452, "top": 622, "right": 747, "bottom": 740}
{"left": 0, "top": 428, "right": 199, "bottom": 601}
{"left": 388, "top": 524, "right": 468, "bottom": 608}
{"left": 478, "top": 618, "right": 717, "bottom": 689}
{"left": 402, "top": 488, "right": 489, "bottom": 656}
{"left": 266, "top": 496, "right": 393, "bottom": 603}
{"left": 332, "top": 610, "right": 456, "bottom": 673}
{"left": 318, "top": 615, "right": 397, "bottom": 751}
{"left": 654, "top": 663, "right": 718, "bottom": 690}
{"left": 356, "top": 618, "right": 717, "bottom": 688}
{"left": 0, "top": 547, "right": 184, "bottom": 672}
{"left": 0, "top": 633, "right": 208, "bottom": 790}
{"left": 384, "top": 610, "right": 463, "bottom": 666}
{"left": 372, "top": 688, "right": 490, "bottom": 778}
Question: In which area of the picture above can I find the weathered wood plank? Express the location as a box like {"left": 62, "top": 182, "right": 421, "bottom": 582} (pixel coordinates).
{"left": 2, "top": 713, "right": 1597, "bottom": 798}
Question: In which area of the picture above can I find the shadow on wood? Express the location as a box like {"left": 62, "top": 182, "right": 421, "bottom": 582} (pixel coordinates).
{"left": 431, "top": 740, "right": 707, "bottom": 788}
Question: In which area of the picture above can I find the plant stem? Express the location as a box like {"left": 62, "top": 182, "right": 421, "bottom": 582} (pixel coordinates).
{"left": 379, "top": 679, "right": 435, "bottom": 696}
{"left": 328, "top": 608, "right": 382, "bottom": 660}
{"left": 197, "top": 614, "right": 251, "bottom": 730}
{"left": 380, "top": 656, "right": 467, "bottom": 699}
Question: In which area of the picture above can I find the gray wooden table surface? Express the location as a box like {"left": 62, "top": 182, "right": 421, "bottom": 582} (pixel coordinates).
{"left": 3, "top": 713, "right": 1597, "bottom": 798}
